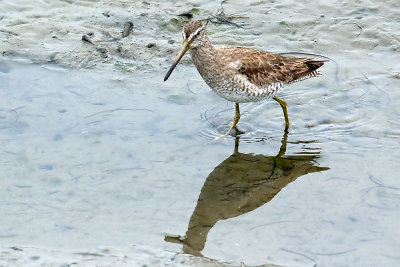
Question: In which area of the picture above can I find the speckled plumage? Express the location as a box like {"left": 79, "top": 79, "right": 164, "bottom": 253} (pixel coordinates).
{"left": 184, "top": 21, "right": 324, "bottom": 103}
{"left": 164, "top": 20, "right": 326, "bottom": 134}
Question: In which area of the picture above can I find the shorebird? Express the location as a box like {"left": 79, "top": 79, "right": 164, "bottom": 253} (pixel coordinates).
{"left": 164, "top": 20, "right": 325, "bottom": 135}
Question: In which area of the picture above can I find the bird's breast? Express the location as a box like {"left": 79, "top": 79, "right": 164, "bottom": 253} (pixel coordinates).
{"left": 190, "top": 48, "right": 279, "bottom": 103}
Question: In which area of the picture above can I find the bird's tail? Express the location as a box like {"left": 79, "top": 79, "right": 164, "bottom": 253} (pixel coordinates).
{"left": 305, "top": 60, "right": 326, "bottom": 71}
{"left": 290, "top": 59, "right": 327, "bottom": 83}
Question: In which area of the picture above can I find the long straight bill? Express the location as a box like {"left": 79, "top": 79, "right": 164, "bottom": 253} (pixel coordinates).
{"left": 164, "top": 40, "right": 190, "bottom": 81}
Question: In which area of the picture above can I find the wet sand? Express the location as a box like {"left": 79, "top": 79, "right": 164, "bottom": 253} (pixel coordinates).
{"left": 1, "top": 0, "right": 399, "bottom": 73}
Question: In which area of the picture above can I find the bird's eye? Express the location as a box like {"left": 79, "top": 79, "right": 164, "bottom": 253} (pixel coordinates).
{"left": 196, "top": 30, "right": 201, "bottom": 36}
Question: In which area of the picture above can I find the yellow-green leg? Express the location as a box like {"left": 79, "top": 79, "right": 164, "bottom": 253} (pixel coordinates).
{"left": 273, "top": 96, "right": 290, "bottom": 129}
{"left": 224, "top": 102, "right": 241, "bottom": 136}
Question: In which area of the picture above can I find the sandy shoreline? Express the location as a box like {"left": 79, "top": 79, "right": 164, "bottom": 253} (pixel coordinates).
{"left": 1, "top": 0, "right": 399, "bottom": 73}
{"left": 1, "top": 0, "right": 190, "bottom": 72}
{"left": 1, "top": 245, "right": 253, "bottom": 267}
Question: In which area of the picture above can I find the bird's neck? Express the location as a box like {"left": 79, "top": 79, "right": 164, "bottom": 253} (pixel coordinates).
{"left": 189, "top": 36, "right": 221, "bottom": 80}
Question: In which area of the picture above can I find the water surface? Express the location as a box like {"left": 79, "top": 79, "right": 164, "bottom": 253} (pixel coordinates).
{"left": 1, "top": 0, "right": 400, "bottom": 266}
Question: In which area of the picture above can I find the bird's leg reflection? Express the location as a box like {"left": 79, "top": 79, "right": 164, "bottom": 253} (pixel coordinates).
{"left": 277, "top": 129, "right": 288, "bottom": 157}
{"left": 165, "top": 129, "right": 328, "bottom": 257}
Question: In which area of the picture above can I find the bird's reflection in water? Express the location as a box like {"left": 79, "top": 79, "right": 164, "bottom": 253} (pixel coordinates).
{"left": 165, "top": 130, "right": 329, "bottom": 257}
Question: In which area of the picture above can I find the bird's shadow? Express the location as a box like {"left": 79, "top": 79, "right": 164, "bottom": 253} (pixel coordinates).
{"left": 165, "top": 130, "right": 329, "bottom": 257}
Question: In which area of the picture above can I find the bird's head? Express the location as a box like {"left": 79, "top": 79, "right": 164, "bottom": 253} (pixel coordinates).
{"left": 164, "top": 20, "right": 206, "bottom": 81}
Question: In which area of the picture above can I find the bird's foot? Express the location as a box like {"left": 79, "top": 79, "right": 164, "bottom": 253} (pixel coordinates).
{"left": 214, "top": 126, "right": 243, "bottom": 140}
{"left": 234, "top": 127, "right": 245, "bottom": 136}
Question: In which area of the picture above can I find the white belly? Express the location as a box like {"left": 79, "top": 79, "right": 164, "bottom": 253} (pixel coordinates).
{"left": 207, "top": 74, "right": 284, "bottom": 103}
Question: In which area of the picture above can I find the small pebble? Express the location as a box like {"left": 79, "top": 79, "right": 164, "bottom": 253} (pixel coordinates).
{"left": 146, "top": 43, "right": 156, "bottom": 48}
{"left": 177, "top": 12, "right": 193, "bottom": 19}
{"left": 82, "top": 34, "right": 94, "bottom": 44}
{"left": 96, "top": 47, "right": 108, "bottom": 58}
{"left": 122, "top": 21, "right": 134, "bottom": 37}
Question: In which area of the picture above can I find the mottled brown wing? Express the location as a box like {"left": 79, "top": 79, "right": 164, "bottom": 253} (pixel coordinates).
{"left": 219, "top": 47, "right": 325, "bottom": 87}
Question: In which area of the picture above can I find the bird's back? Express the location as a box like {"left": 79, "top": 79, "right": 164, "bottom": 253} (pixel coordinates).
{"left": 216, "top": 46, "right": 325, "bottom": 87}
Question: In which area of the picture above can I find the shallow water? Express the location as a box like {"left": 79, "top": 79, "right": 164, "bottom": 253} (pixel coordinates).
{"left": 1, "top": 0, "right": 400, "bottom": 266}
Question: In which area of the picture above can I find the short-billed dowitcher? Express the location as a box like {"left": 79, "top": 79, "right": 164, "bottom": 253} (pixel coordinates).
{"left": 164, "top": 20, "right": 325, "bottom": 135}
